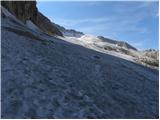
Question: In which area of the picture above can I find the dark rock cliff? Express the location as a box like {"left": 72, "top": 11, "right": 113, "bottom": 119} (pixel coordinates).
{"left": 1, "top": 1, "right": 63, "bottom": 36}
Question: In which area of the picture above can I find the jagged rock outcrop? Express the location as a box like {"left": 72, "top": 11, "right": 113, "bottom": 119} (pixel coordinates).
{"left": 136, "top": 49, "right": 159, "bottom": 68}
{"left": 98, "top": 36, "right": 137, "bottom": 51}
{"left": 54, "top": 23, "right": 84, "bottom": 38}
{"left": 1, "top": 1, "right": 63, "bottom": 36}
{"left": 36, "top": 12, "right": 62, "bottom": 36}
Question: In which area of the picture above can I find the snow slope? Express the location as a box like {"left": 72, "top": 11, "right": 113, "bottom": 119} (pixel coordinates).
{"left": 59, "top": 34, "right": 158, "bottom": 69}
{"left": 1, "top": 6, "right": 159, "bottom": 119}
{"left": 58, "top": 35, "right": 136, "bottom": 62}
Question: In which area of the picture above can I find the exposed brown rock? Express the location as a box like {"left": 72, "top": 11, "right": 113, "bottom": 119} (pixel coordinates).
{"left": 36, "top": 12, "right": 63, "bottom": 36}
{"left": 1, "top": 1, "right": 63, "bottom": 36}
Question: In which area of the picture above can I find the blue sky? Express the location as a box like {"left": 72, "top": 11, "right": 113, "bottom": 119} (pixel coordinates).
{"left": 37, "top": 1, "right": 159, "bottom": 50}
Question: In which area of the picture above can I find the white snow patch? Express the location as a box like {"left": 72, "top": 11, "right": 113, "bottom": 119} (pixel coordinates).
{"left": 26, "top": 20, "right": 41, "bottom": 32}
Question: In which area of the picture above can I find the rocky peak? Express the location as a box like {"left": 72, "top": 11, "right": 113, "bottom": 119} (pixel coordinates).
{"left": 54, "top": 23, "right": 84, "bottom": 38}
{"left": 98, "top": 36, "right": 137, "bottom": 51}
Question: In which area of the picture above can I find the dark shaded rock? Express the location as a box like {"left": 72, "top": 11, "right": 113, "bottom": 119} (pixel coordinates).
{"left": 1, "top": 1, "right": 38, "bottom": 23}
{"left": 1, "top": 1, "right": 63, "bottom": 36}
{"left": 36, "top": 12, "right": 63, "bottom": 36}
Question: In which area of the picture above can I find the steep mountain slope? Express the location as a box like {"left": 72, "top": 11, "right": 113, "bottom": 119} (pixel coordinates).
{"left": 1, "top": 1, "right": 62, "bottom": 36}
{"left": 1, "top": 2, "right": 159, "bottom": 119}
{"left": 59, "top": 34, "right": 158, "bottom": 69}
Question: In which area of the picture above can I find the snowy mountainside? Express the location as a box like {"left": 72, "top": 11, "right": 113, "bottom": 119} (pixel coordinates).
{"left": 1, "top": 3, "right": 159, "bottom": 119}
{"left": 58, "top": 33, "right": 158, "bottom": 69}
{"left": 55, "top": 20, "right": 158, "bottom": 69}
{"left": 53, "top": 17, "right": 158, "bottom": 69}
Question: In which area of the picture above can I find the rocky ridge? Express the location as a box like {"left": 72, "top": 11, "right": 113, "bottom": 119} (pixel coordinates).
{"left": 1, "top": 1, "right": 63, "bottom": 36}
{"left": 54, "top": 23, "right": 84, "bottom": 38}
